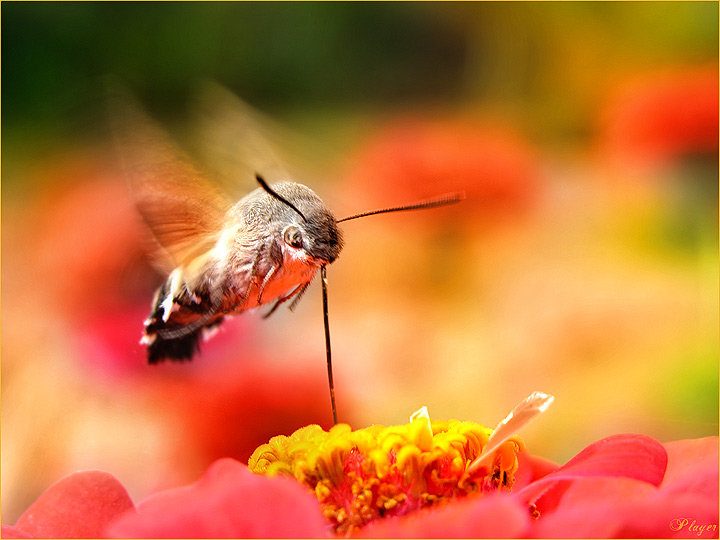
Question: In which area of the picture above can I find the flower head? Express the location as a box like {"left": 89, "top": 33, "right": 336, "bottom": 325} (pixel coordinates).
{"left": 3, "top": 427, "right": 715, "bottom": 538}
{"left": 248, "top": 407, "right": 524, "bottom": 534}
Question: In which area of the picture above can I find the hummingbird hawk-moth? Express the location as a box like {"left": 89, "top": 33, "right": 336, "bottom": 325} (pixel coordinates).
{"left": 110, "top": 85, "right": 462, "bottom": 421}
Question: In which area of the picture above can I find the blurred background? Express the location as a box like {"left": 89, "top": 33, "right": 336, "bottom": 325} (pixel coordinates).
{"left": 2, "top": 1, "right": 717, "bottom": 524}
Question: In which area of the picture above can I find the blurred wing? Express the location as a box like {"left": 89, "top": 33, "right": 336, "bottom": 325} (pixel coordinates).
{"left": 189, "top": 82, "right": 311, "bottom": 194}
{"left": 109, "top": 88, "right": 232, "bottom": 271}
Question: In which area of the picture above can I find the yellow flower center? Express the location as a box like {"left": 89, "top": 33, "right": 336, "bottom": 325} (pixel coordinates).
{"left": 248, "top": 408, "right": 524, "bottom": 534}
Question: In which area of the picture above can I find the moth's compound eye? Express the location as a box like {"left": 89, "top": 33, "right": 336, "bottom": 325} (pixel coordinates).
{"left": 283, "top": 225, "right": 304, "bottom": 249}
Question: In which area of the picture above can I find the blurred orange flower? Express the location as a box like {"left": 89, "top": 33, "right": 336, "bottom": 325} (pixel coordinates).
{"left": 598, "top": 65, "right": 719, "bottom": 169}
{"left": 342, "top": 115, "right": 542, "bottom": 227}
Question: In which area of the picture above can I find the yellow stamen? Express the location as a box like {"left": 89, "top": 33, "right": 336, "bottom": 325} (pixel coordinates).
{"left": 248, "top": 408, "right": 524, "bottom": 535}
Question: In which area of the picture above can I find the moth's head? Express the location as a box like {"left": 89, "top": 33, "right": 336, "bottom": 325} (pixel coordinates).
{"left": 256, "top": 174, "right": 464, "bottom": 268}
{"left": 261, "top": 179, "right": 344, "bottom": 265}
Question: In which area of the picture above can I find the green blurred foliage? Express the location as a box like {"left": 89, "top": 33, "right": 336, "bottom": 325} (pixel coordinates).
{"left": 2, "top": 2, "right": 466, "bottom": 131}
{"left": 3, "top": 2, "right": 717, "bottom": 145}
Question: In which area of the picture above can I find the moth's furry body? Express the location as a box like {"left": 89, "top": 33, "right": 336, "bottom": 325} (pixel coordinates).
{"left": 142, "top": 181, "right": 343, "bottom": 363}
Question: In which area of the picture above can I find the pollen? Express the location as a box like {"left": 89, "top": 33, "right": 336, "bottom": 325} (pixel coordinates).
{"left": 248, "top": 408, "right": 524, "bottom": 535}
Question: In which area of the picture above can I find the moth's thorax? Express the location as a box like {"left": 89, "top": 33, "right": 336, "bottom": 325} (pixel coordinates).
{"left": 179, "top": 181, "right": 345, "bottom": 315}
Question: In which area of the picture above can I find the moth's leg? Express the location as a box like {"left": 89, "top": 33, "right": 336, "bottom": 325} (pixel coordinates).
{"left": 288, "top": 281, "right": 311, "bottom": 311}
{"left": 263, "top": 281, "right": 310, "bottom": 319}
{"left": 257, "top": 264, "right": 279, "bottom": 304}
{"left": 257, "top": 239, "right": 284, "bottom": 305}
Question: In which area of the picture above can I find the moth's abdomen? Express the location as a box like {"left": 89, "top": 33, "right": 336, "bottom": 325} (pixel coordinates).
{"left": 142, "top": 272, "right": 227, "bottom": 363}
{"left": 145, "top": 326, "right": 204, "bottom": 364}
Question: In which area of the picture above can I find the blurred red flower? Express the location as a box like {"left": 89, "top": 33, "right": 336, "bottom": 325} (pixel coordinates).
{"left": 4, "top": 434, "right": 715, "bottom": 538}
{"left": 151, "top": 360, "right": 340, "bottom": 465}
{"left": 598, "top": 65, "right": 719, "bottom": 169}
{"left": 341, "top": 115, "right": 542, "bottom": 226}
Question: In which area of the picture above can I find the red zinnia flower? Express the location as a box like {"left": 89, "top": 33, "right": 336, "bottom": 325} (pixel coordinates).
{"left": 3, "top": 402, "right": 716, "bottom": 538}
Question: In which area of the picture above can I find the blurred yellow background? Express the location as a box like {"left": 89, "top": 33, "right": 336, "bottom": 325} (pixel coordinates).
{"left": 2, "top": 2, "right": 717, "bottom": 524}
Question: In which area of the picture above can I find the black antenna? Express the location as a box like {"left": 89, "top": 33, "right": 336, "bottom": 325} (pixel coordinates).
{"left": 337, "top": 192, "right": 465, "bottom": 223}
{"left": 256, "top": 174, "right": 308, "bottom": 222}
{"left": 320, "top": 265, "right": 338, "bottom": 425}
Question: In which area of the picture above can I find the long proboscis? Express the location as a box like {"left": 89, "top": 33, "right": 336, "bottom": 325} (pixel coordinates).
{"left": 320, "top": 265, "right": 338, "bottom": 425}
{"left": 337, "top": 192, "right": 465, "bottom": 223}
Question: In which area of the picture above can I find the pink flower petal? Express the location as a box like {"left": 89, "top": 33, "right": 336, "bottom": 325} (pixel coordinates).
{"left": 514, "top": 451, "right": 559, "bottom": 490}
{"left": 354, "top": 493, "right": 530, "bottom": 539}
{"left": 525, "top": 436, "right": 718, "bottom": 538}
{"left": 662, "top": 437, "right": 719, "bottom": 498}
{"left": 516, "top": 433, "right": 667, "bottom": 507}
{"left": 529, "top": 476, "right": 718, "bottom": 538}
{"left": 107, "top": 458, "right": 328, "bottom": 539}
{"left": 1, "top": 525, "right": 34, "bottom": 539}
{"left": 12, "top": 470, "right": 134, "bottom": 539}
